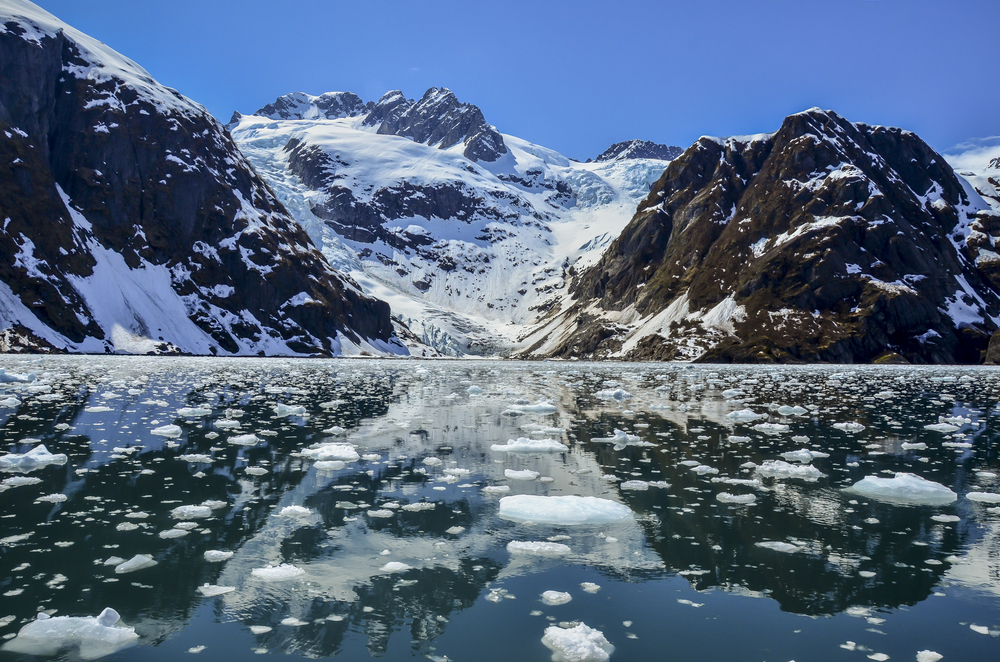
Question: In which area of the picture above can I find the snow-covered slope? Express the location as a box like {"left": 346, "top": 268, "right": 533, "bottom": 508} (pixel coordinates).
{"left": 231, "top": 93, "right": 670, "bottom": 355}
{"left": 0, "top": 0, "right": 403, "bottom": 356}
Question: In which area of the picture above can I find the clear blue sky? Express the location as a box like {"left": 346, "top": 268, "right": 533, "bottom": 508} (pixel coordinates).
{"left": 31, "top": 0, "right": 1000, "bottom": 161}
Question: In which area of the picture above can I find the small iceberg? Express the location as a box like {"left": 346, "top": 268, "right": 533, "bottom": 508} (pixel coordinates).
{"left": 594, "top": 388, "right": 633, "bottom": 401}
{"left": 541, "top": 623, "right": 614, "bottom": 662}
{"left": 273, "top": 403, "right": 306, "bottom": 417}
{"left": 115, "top": 554, "right": 157, "bottom": 574}
{"left": 1, "top": 608, "right": 137, "bottom": 660}
{"left": 833, "top": 422, "right": 866, "bottom": 433}
{"left": 177, "top": 407, "right": 212, "bottom": 418}
{"left": 0, "top": 444, "right": 68, "bottom": 472}
{"left": 251, "top": 564, "right": 305, "bottom": 581}
{"left": 756, "top": 460, "right": 824, "bottom": 482}
{"left": 505, "top": 469, "right": 540, "bottom": 481}
{"left": 507, "top": 540, "right": 571, "bottom": 556}
{"left": 197, "top": 584, "right": 235, "bottom": 597}
{"left": 0, "top": 368, "right": 35, "bottom": 383}
{"left": 151, "top": 424, "right": 182, "bottom": 438}
{"left": 171, "top": 505, "right": 212, "bottom": 519}
{"left": 848, "top": 473, "right": 957, "bottom": 505}
{"left": 541, "top": 590, "right": 572, "bottom": 606}
{"left": 726, "top": 409, "right": 764, "bottom": 421}
{"left": 499, "top": 495, "right": 633, "bottom": 525}
{"left": 780, "top": 449, "right": 830, "bottom": 463}
{"left": 301, "top": 443, "right": 360, "bottom": 462}
{"left": 509, "top": 399, "right": 559, "bottom": 414}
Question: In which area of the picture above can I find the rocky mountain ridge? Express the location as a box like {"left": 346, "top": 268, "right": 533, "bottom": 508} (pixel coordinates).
{"left": 518, "top": 108, "right": 1000, "bottom": 364}
{"left": 593, "top": 139, "right": 683, "bottom": 163}
{"left": 0, "top": 0, "right": 403, "bottom": 356}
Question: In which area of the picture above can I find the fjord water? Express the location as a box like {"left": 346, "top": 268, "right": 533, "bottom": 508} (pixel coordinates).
{"left": 1, "top": 358, "right": 999, "bottom": 662}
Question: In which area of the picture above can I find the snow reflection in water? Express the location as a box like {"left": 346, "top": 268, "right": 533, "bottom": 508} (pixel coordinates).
{"left": 1, "top": 358, "right": 999, "bottom": 661}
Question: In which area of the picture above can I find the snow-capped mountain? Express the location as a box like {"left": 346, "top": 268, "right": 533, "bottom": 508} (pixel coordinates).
{"left": 0, "top": 0, "right": 402, "bottom": 356}
{"left": 231, "top": 90, "right": 671, "bottom": 355}
{"left": 593, "top": 139, "right": 682, "bottom": 163}
{"left": 518, "top": 108, "right": 1000, "bottom": 364}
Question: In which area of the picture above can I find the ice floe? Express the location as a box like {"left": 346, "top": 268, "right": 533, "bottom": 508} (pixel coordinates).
{"left": 204, "top": 550, "right": 233, "bottom": 562}
{"left": 151, "top": 425, "right": 182, "bottom": 438}
{"left": 0, "top": 444, "right": 68, "bottom": 472}
{"left": 491, "top": 437, "right": 568, "bottom": 453}
{"left": 966, "top": 491, "right": 1000, "bottom": 504}
{"left": 251, "top": 564, "right": 305, "bottom": 581}
{"left": 780, "top": 449, "right": 830, "bottom": 463}
{"left": 171, "top": 505, "right": 212, "bottom": 519}
{"left": 507, "top": 541, "right": 572, "bottom": 556}
{"left": 198, "top": 584, "right": 235, "bottom": 597}
{"left": 301, "top": 443, "right": 360, "bottom": 462}
{"left": 541, "top": 590, "right": 572, "bottom": 606}
{"left": 505, "top": 469, "right": 540, "bottom": 481}
{"left": 848, "top": 473, "right": 957, "bottom": 505}
{"left": 1, "top": 608, "right": 137, "bottom": 660}
{"left": 115, "top": 554, "right": 157, "bottom": 574}
{"left": 541, "top": 623, "right": 614, "bottom": 662}
{"left": 756, "top": 460, "right": 824, "bottom": 481}
{"left": 499, "top": 495, "right": 633, "bottom": 525}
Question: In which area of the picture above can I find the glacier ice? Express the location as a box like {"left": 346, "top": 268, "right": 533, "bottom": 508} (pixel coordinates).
{"left": 204, "top": 550, "right": 234, "bottom": 562}
{"left": 171, "top": 505, "right": 212, "bottom": 519}
{"left": 848, "top": 473, "right": 957, "bottom": 505}
{"left": 717, "top": 492, "right": 756, "bottom": 505}
{"left": 541, "top": 623, "right": 614, "bottom": 662}
{"left": 279, "top": 505, "right": 313, "bottom": 517}
{"left": 1, "top": 608, "right": 138, "bottom": 660}
{"left": 0, "top": 444, "right": 68, "bottom": 472}
{"left": 115, "top": 554, "right": 157, "bottom": 574}
{"left": 966, "top": 491, "right": 1000, "bottom": 503}
{"left": 780, "top": 449, "right": 830, "bottom": 463}
{"left": 491, "top": 437, "right": 568, "bottom": 453}
{"left": 273, "top": 403, "right": 306, "bottom": 417}
{"left": 251, "top": 564, "right": 305, "bottom": 581}
{"left": 507, "top": 540, "right": 572, "bottom": 556}
{"left": 301, "top": 443, "right": 360, "bottom": 462}
{"left": 499, "top": 495, "right": 633, "bottom": 525}
{"left": 197, "top": 584, "right": 235, "bottom": 597}
{"left": 151, "top": 424, "right": 182, "bottom": 438}
{"left": 505, "top": 469, "right": 540, "bottom": 481}
{"left": 541, "top": 590, "right": 572, "bottom": 606}
{"left": 756, "top": 460, "right": 824, "bottom": 481}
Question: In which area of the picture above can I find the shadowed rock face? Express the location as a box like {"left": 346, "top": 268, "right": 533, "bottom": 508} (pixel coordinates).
{"left": 527, "top": 109, "right": 1000, "bottom": 364}
{"left": 0, "top": 2, "right": 398, "bottom": 355}
{"left": 254, "top": 91, "right": 372, "bottom": 121}
{"left": 594, "top": 140, "right": 682, "bottom": 163}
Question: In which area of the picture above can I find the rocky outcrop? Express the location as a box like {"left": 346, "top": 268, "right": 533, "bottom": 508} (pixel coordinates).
{"left": 364, "top": 87, "right": 507, "bottom": 163}
{"left": 519, "top": 108, "right": 1000, "bottom": 364}
{"left": 254, "top": 91, "right": 371, "bottom": 121}
{"left": 594, "top": 139, "right": 682, "bottom": 162}
{"left": 0, "top": 0, "right": 401, "bottom": 356}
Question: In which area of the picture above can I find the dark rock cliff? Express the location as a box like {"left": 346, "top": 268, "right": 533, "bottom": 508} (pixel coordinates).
{"left": 526, "top": 109, "right": 1000, "bottom": 364}
{"left": 594, "top": 139, "right": 682, "bottom": 163}
{"left": 0, "top": 1, "right": 399, "bottom": 355}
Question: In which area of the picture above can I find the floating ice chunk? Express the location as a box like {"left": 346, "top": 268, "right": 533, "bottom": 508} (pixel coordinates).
{"left": 967, "top": 491, "right": 1000, "bottom": 503}
{"left": 755, "top": 541, "right": 801, "bottom": 553}
{"left": 251, "top": 564, "right": 304, "bottom": 581}
{"left": 916, "top": 652, "right": 943, "bottom": 662}
{"left": 505, "top": 469, "right": 540, "bottom": 481}
{"left": 727, "top": 435, "right": 751, "bottom": 443}
{"left": 214, "top": 419, "right": 240, "bottom": 429}
{"left": 198, "top": 584, "right": 235, "bottom": 597}
{"left": 781, "top": 449, "right": 830, "bottom": 463}
{"left": 726, "top": 409, "right": 764, "bottom": 421}
{"left": 115, "top": 554, "right": 157, "bottom": 574}
{"left": 580, "top": 582, "right": 601, "bottom": 593}
{"left": 507, "top": 541, "right": 571, "bottom": 556}
{"left": 620, "top": 480, "right": 649, "bottom": 491}
{"left": 177, "top": 454, "right": 213, "bottom": 463}
{"left": 1, "top": 608, "right": 137, "bottom": 660}
{"left": 483, "top": 485, "right": 511, "bottom": 494}
{"left": 159, "top": 528, "right": 188, "bottom": 539}
{"left": 777, "top": 405, "right": 808, "bottom": 416}
{"left": 103, "top": 556, "right": 125, "bottom": 566}
{"left": 924, "top": 423, "right": 959, "bottom": 433}
{"left": 367, "top": 509, "right": 394, "bottom": 518}
{"left": 228, "top": 434, "right": 260, "bottom": 446}
{"left": 172, "top": 505, "right": 212, "bottom": 519}
{"left": 314, "top": 459, "right": 346, "bottom": 471}
{"left": 848, "top": 473, "right": 957, "bottom": 505}
{"left": 35, "top": 493, "right": 68, "bottom": 503}
{"left": 301, "top": 443, "right": 359, "bottom": 462}
{"left": 541, "top": 623, "right": 614, "bottom": 662}
{"left": 273, "top": 404, "right": 306, "bottom": 417}
{"left": 151, "top": 425, "right": 182, "bottom": 438}
{"left": 510, "top": 399, "right": 559, "bottom": 413}
{"left": 204, "top": 550, "right": 233, "bottom": 562}
{"left": 756, "top": 460, "right": 824, "bottom": 481}
{"left": 492, "top": 438, "right": 568, "bottom": 453}
{"left": 833, "top": 422, "right": 866, "bottom": 433}
{"left": 717, "top": 493, "right": 756, "bottom": 505}
{"left": 402, "top": 502, "right": 436, "bottom": 512}
{"left": 279, "top": 506, "right": 313, "bottom": 518}
{"left": 445, "top": 526, "right": 465, "bottom": 535}
{"left": 380, "top": 562, "right": 411, "bottom": 572}
{"left": 753, "top": 423, "right": 790, "bottom": 434}
{"left": 499, "top": 495, "right": 633, "bottom": 525}
{"left": 84, "top": 406, "right": 113, "bottom": 413}
{"left": 423, "top": 457, "right": 443, "bottom": 466}
{"left": 721, "top": 389, "right": 744, "bottom": 399}
{"left": 467, "top": 386, "right": 483, "bottom": 394}
{"left": 0, "top": 368, "right": 35, "bottom": 383}
{"left": 901, "top": 442, "right": 927, "bottom": 450}
{"left": 201, "top": 500, "right": 227, "bottom": 510}
{"left": 868, "top": 653, "right": 889, "bottom": 661}
{"left": 249, "top": 625, "right": 272, "bottom": 635}
{"left": 0, "top": 445, "right": 68, "bottom": 472}
{"left": 0, "top": 396, "right": 21, "bottom": 408}
{"left": 280, "top": 617, "right": 308, "bottom": 626}
{"left": 177, "top": 407, "right": 211, "bottom": 418}
{"left": 322, "top": 426, "right": 345, "bottom": 435}
{"left": 930, "top": 514, "right": 960, "bottom": 523}
{"left": 690, "top": 465, "right": 719, "bottom": 475}
{"left": 541, "top": 590, "right": 572, "bottom": 606}
{"left": 594, "top": 388, "right": 633, "bottom": 401}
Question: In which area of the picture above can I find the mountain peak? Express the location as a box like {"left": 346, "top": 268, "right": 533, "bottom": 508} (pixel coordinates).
{"left": 254, "top": 91, "right": 370, "bottom": 121}
{"left": 594, "top": 139, "right": 682, "bottom": 162}
{"left": 990, "top": 156, "right": 1000, "bottom": 170}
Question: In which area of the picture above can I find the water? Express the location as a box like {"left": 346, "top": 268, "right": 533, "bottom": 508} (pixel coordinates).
{"left": 1, "top": 357, "right": 999, "bottom": 661}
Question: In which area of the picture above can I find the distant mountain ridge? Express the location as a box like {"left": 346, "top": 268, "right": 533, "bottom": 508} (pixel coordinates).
{"left": 594, "top": 140, "right": 683, "bottom": 163}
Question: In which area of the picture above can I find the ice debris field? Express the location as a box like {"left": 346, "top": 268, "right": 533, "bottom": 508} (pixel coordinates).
{"left": 1, "top": 356, "right": 999, "bottom": 661}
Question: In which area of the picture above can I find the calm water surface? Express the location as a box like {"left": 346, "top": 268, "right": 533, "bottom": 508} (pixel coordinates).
{"left": 1, "top": 357, "right": 999, "bottom": 661}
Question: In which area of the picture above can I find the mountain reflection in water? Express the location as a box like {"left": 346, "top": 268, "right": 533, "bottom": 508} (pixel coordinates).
{"left": 1, "top": 358, "right": 999, "bottom": 661}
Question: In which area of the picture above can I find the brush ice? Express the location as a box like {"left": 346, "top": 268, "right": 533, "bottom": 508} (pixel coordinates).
{"left": 151, "top": 425, "right": 182, "bottom": 438}
{"left": 966, "top": 491, "right": 1000, "bottom": 503}
{"left": 204, "top": 550, "right": 233, "bottom": 562}
{"left": 198, "top": 584, "right": 235, "bottom": 597}
{"left": 756, "top": 460, "right": 824, "bottom": 481}
{"left": 1, "top": 608, "right": 138, "bottom": 660}
{"left": 0, "top": 368, "right": 35, "bottom": 382}
{"left": 301, "top": 443, "right": 360, "bottom": 462}
{"left": 251, "top": 564, "right": 305, "bottom": 581}
{"left": 507, "top": 541, "right": 572, "bottom": 556}
{"left": 541, "top": 623, "right": 614, "bottom": 662}
{"left": 849, "top": 473, "right": 957, "bottom": 505}
{"left": 171, "top": 505, "right": 212, "bottom": 519}
{"left": 541, "top": 590, "right": 572, "bottom": 605}
{"left": 0, "top": 444, "right": 68, "bottom": 472}
{"left": 594, "top": 388, "right": 633, "bottom": 401}
{"left": 505, "top": 469, "right": 540, "bottom": 481}
{"left": 491, "top": 437, "right": 568, "bottom": 452}
{"left": 499, "top": 495, "right": 632, "bottom": 525}
{"left": 115, "top": 554, "right": 157, "bottom": 574}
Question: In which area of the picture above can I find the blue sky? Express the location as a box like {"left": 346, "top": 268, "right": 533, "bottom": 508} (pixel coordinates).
{"left": 31, "top": 0, "right": 1000, "bottom": 163}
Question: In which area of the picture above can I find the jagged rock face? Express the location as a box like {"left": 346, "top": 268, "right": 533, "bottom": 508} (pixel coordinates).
{"left": 366, "top": 87, "right": 507, "bottom": 163}
{"left": 990, "top": 157, "right": 1000, "bottom": 170}
{"left": 0, "top": 0, "right": 399, "bottom": 356}
{"left": 254, "top": 91, "right": 371, "bottom": 121}
{"left": 594, "top": 140, "right": 682, "bottom": 162}
{"left": 522, "top": 109, "right": 999, "bottom": 364}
